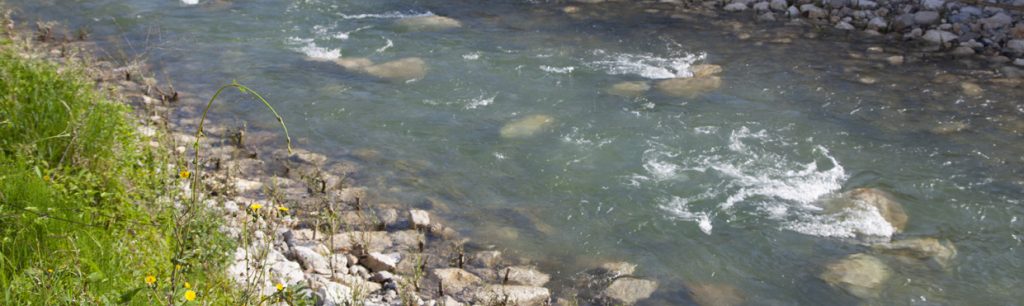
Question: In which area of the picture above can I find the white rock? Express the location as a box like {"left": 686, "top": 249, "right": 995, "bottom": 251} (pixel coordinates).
{"left": 769, "top": 0, "right": 788, "bottom": 11}
{"left": 753, "top": 2, "right": 770, "bottom": 12}
{"left": 363, "top": 252, "right": 400, "bottom": 272}
{"left": 474, "top": 285, "right": 550, "bottom": 306}
{"left": 1006, "top": 39, "right": 1024, "bottom": 55}
{"left": 835, "top": 21, "right": 855, "bottom": 30}
{"left": 292, "top": 246, "right": 331, "bottom": 275}
{"left": 867, "top": 17, "right": 887, "bottom": 30}
{"left": 270, "top": 260, "right": 305, "bottom": 285}
{"left": 410, "top": 209, "right": 430, "bottom": 229}
{"left": 724, "top": 3, "right": 748, "bottom": 11}
{"left": 921, "top": 0, "right": 945, "bottom": 10}
{"left": 319, "top": 282, "right": 353, "bottom": 306}
{"left": 922, "top": 29, "right": 957, "bottom": 45}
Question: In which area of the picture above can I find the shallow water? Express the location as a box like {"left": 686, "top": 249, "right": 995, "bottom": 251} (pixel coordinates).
{"left": 12, "top": 0, "right": 1024, "bottom": 304}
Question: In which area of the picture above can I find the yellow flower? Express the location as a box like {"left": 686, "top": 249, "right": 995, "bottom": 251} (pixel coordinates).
{"left": 179, "top": 170, "right": 190, "bottom": 179}
{"left": 42, "top": 175, "right": 51, "bottom": 182}
{"left": 184, "top": 289, "right": 196, "bottom": 301}
{"left": 249, "top": 203, "right": 263, "bottom": 212}
{"left": 277, "top": 205, "right": 289, "bottom": 213}
{"left": 47, "top": 268, "right": 53, "bottom": 274}
{"left": 144, "top": 275, "right": 156, "bottom": 285}
{"left": 175, "top": 264, "right": 182, "bottom": 270}
{"left": 184, "top": 281, "right": 191, "bottom": 289}
{"left": 275, "top": 283, "right": 284, "bottom": 291}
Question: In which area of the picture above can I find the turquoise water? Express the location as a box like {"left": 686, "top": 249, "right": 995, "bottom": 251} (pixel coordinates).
{"left": 11, "top": 0, "right": 1024, "bottom": 304}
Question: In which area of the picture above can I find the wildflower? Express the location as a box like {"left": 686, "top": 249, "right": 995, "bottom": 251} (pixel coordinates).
{"left": 42, "top": 175, "right": 50, "bottom": 182}
{"left": 145, "top": 275, "right": 156, "bottom": 286}
{"left": 184, "top": 281, "right": 191, "bottom": 289}
{"left": 184, "top": 290, "right": 196, "bottom": 301}
{"left": 47, "top": 268, "right": 53, "bottom": 274}
{"left": 275, "top": 283, "right": 284, "bottom": 291}
{"left": 179, "top": 169, "right": 190, "bottom": 179}
{"left": 249, "top": 203, "right": 263, "bottom": 212}
{"left": 277, "top": 205, "right": 289, "bottom": 213}
{"left": 175, "top": 264, "right": 182, "bottom": 270}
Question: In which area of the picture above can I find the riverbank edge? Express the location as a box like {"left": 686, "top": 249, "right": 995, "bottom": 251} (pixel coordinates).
{"left": 3, "top": 12, "right": 671, "bottom": 306}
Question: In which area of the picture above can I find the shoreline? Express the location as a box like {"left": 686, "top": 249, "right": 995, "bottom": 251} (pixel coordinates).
{"left": 3, "top": 2, "right": 1010, "bottom": 305}
{"left": 10, "top": 16, "right": 673, "bottom": 306}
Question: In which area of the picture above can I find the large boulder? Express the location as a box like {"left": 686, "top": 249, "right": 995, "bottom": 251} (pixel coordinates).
{"left": 819, "top": 253, "right": 891, "bottom": 299}
{"left": 602, "top": 277, "right": 658, "bottom": 305}
{"left": 291, "top": 246, "right": 331, "bottom": 275}
{"left": 397, "top": 15, "right": 462, "bottom": 31}
{"left": 362, "top": 252, "right": 400, "bottom": 272}
{"left": 687, "top": 283, "right": 746, "bottom": 306}
{"left": 872, "top": 237, "right": 957, "bottom": 268}
{"left": 845, "top": 188, "right": 908, "bottom": 232}
{"left": 500, "top": 115, "right": 555, "bottom": 138}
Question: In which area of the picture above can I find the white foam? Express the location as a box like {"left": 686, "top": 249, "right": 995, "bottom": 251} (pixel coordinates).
{"left": 651, "top": 126, "right": 865, "bottom": 239}
{"left": 376, "top": 38, "right": 394, "bottom": 53}
{"left": 588, "top": 50, "right": 707, "bottom": 79}
{"left": 464, "top": 94, "right": 496, "bottom": 110}
{"left": 785, "top": 202, "right": 895, "bottom": 238}
{"left": 539, "top": 65, "right": 575, "bottom": 74}
{"left": 462, "top": 52, "right": 481, "bottom": 60}
{"left": 181, "top": 0, "right": 199, "bottom": 5}
{"left": 288, "top": 37, "right": 341, "bottom": 60}
{"left": 338, "top": 11, "right": 433, "bottom": 20}
{"left": 660, "top": 197, "right": 713, "bottom": 235}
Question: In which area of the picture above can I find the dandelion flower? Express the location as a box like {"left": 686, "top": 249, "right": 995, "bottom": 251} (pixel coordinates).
{"left": 145, "top": 275, "right": 156, "bottom": 285}
{"left": 47, "top": 268, "right": 53, "bottom": 273}
{"left": 184, "top": 281, "right": 191, "bottom": 289}
{"left": 42, "top": 175, "right": 51, "bottom": 182}
{"left": 184, "top": 289, "right": 196, "bottom": 301}
{"left": 250, "top": 203, "right": 263, "bottom": 212}
{"left": 276, "top": 283, "right": 284, "bottom": 291}
{"left": 179, "top": 170, "right": 191, "bottom": 179}
{"left": 277, "top": 205, "right": 289, "bottom": 212}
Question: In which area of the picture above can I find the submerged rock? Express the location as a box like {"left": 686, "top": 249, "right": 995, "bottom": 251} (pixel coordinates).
{"left": 687, "top": 283, "right": 746, "bottom": 306}
{"left": 819, "top": 253, "right": 891, "bottom": 299}
{"left": 364, "top": 57, "right": 427, "bottom": 81}
{"left": 602, "top": 277, "right": 658, "bottom": 305}
{"left": 656, "top": 76, "right": 722, "bottom": 98}
{"left": 960, "top": 82, "right": 983, "bottom": 97}
{"left": 500, "top": 115, "right": 555, "bottom": 139}
{"left": 334, "top": 57, "right": 374, "bottom": 70}
{"left": 872, "top": 237, "right": 957, "bottom": 268}
{"left": 608, "top": 81, "right": 651, "bottom": 97}
{"left": 690, "top": 64, "right": 723, "bottom": 78}
{"left": 397, "top": 15, "right": 462, "bottom": 31}
{"left": 820, "top": 188, "right": 908, "bottom": 237}
{"left": 600, "top": 261, "right": 637, "bottom": 277}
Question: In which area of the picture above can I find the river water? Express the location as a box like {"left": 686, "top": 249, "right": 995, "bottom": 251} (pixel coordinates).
{"left": 11, "top": 0, "right": 1024, "bottom": 304}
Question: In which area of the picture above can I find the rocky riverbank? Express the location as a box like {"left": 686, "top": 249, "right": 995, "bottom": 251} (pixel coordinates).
{"left": 567, "top": 0, "right": 1024, "bottom": 65}
{"left": 12, "top": 8, "right": 982, "bottom": 306}
{"left": 12, "top": 19, "right": 676, "bottom": 306}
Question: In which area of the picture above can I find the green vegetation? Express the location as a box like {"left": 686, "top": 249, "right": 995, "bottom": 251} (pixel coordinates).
{"left": 0, "top": 33, "right": 235, "bottom": 304}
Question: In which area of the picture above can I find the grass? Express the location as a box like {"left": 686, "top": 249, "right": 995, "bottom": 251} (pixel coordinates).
{"left": 0, "top": 26, "right": 237, "bottom": 304}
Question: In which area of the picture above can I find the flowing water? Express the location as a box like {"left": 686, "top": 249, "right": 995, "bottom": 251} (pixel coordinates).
{"left": 11, "top": 0, "right": 1024, "bottom": 304}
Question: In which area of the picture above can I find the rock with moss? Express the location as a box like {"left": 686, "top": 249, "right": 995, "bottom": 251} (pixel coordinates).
{"left": 500, "top": 115, "right": 555, "bottom": 139}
